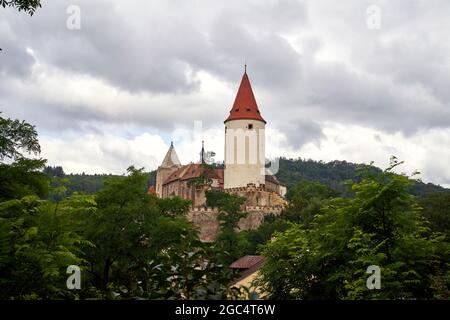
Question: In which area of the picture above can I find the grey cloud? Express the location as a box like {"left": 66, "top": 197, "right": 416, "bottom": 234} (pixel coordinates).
{"left": 1, "top": 0, "right": 450, "bottom": 154}
{"left": 276, "top": 118, "right": 324, "bottom": 149}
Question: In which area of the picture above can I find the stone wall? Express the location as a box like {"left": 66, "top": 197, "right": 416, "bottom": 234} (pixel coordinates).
{"left": 187, "top": 205, "right": 283, "bottom": 242}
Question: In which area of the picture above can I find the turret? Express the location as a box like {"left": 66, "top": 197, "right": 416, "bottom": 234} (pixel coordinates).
{"left": 155, "top": 142, "right": 182, "bottom": 197}
{"left": 224, "top": 69, "right": 266, "bottom": 189}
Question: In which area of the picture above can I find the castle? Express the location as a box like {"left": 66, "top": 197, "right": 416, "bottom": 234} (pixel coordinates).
{"left": 155, "top": 70, "right": 287, "bottom": 241}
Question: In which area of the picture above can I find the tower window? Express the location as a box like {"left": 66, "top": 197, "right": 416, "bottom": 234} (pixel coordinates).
{"left": 248, "top": 124, "right": 253, "bottom": 129}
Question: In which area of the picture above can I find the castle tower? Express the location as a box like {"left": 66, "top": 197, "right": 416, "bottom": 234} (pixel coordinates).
{"left": 224, "top": 69, "right": 266, "bottom": 189}
{"left": 155, "top": 142, "right": 181, "bottom": 197}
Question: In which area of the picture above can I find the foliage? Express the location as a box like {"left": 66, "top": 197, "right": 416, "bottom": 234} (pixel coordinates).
{"left": 70, "top": 167, "right": 240, "bottom": 299}
{"left": 155, "top": 195, "right": 192, "bottom": 217}
{"left": 258, "top": 158, "right": 450, "bottom": 299}
{"left": 206, "top": 191, "right": 248, "bottom": 264}
{"left": 0, "top": 196, "right": 85, "bottom": 299}
{"left": 419, "top": 191, "right": 450, "bottom": 238}
{"left": 0, "top": 113, "right": 41, "bottom": 160}
{"left": 283, "top": 180, "right": 339, "bottom": 226}
{"left": 44, "top": 166, "right": 157, "bottom": 197}
{"left": 2, "top": 115, "right": 449, "bottom": 300}
{"left": 0, "top": 115, "right": 239, "bottom": 300}
{"left": 0, "top": 158, "right": 49, "bottom": 201}
{"left": 0, "top": 0, "right": 41, "bottom": 15}
{"left": 223, "top": 181, "right": 340, "bottom": 259}
{"left": 275, "top": 157, "right": 448, "bottom": 198}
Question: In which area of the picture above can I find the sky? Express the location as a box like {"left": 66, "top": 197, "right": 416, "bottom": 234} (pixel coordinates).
{"left": 1, "top": 0, "right": 449, "bottom": 187}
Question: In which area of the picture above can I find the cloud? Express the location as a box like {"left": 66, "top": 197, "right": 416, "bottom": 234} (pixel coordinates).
{"left": 1, "top": 0, "right": 449, "bottom": 186}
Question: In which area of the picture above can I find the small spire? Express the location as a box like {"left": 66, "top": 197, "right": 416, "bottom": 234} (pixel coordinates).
{"left": 244, "top": 63, "right": 247, "bottom": 74}
{"left": 200, "top": 140, "right": 205, "bottom": 164}
{"left": 170, "top": 141, "right": 173, "bottom": 147}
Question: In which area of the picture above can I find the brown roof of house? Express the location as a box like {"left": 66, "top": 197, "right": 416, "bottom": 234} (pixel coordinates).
{"left": 265, "top": 174, "right": 281, "bottom": 185}
{"left": 230, "top": 255, "right": 266, "bottom": 269}
{"left": 163, "top": 164, "right": 224, "bottom": 186}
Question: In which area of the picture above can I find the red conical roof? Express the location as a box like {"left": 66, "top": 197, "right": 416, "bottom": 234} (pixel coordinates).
{"left": 224, "top": 72, "right": 266, "bottom": 124}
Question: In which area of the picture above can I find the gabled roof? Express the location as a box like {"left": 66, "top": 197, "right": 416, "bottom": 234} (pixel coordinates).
{"left": 225, "top": 72, "right": 266, "bottom": 124}
{"left": 160, "top": 142, "right": 181, "bottom": 168}
{"left": 230, "top": 255, "right": 266, "bottom": 269}
{"left": 163, "top": 164, "right": 224, "bottom": 186}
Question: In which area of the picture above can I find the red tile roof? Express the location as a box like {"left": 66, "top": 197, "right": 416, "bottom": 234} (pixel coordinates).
{"left": 163, "top": 164, "right": 224, "bottom": 186}
{"left": 230, "top": 255, "right": 266, "bottom": 269}
{"left": 225, "top": 72, "right": 266, "bottom": 124}
{"left": 147, "top": 186, "right": 156, "bottom": 194}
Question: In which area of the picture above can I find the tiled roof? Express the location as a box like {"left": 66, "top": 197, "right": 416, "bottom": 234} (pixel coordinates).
{"left": 230, "top": 255, "right": 266, "bottom": 269}
{"left": 163, "top": 164, "right": 224, "bottom": 186}
{"left": 225, "top": 72, "right": 266, "bottom": 124}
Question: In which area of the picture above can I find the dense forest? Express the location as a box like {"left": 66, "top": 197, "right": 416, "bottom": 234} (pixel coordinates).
{"left": 1, "top": 113, "right": 449, "bottom": 300}
{"left": 275, "top": 157, "right": 448, "bottom": 198}
{"left": 44, "top": 158, "right": 447, "bottom": 200}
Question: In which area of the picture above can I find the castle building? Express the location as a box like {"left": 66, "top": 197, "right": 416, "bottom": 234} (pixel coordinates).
{"left": 154, "top": 69, "right": 287, "bottom": 241}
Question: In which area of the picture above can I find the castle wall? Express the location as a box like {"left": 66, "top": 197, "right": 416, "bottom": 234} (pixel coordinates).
{"left": 187, "top": 205, "right": 284, "bottom": 242}
{"left": 156, "top": 166, "right": 178, "bottom": 197}
{"left": 223, "top": 185, "right": 287, "bottom": 207}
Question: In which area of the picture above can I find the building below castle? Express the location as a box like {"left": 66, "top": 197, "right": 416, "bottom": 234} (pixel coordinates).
{"left": 155, "top": 69, "right": 287, "bottom": 241}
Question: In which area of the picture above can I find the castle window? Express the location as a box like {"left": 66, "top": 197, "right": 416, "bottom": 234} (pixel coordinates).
{"left": 248, "top": 124, "right": 253, "bottom": 129}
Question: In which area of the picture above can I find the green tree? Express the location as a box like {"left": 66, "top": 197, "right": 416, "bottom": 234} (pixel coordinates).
{"left": 0, "top": 114, "right": 48, "bottom": 201}
{"left": 258, "top": 158, "right": 450, "bottom": 299}
{"left": 75, "top": 167, "right": 239, "bottom": 299}
{"left": 206, "top": 191, "right": 248, "bottom": 264}
{"left": 0, "top": 158, "right": 49, "bottom": 201}
{"left": 419, "top": 192, "right": 450, "bottom": 237}
{"left": 0, "top": 113, "right": 40, "bottom": 160}
{"left": 0, "top": 196, "right": 85, "bottom": 299}
{"left": 283, "top": 180, "right": 339, "bottom": 226}
{"left": 155, "top": 195, "right": 191, "bottom": 217}
{"left": 0, "top": 0, "right": 41, "bottom": 15}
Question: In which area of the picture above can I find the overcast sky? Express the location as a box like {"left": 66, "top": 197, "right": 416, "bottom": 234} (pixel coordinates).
{"left": 1, "top": 0, "right": 449, "bottom": 187}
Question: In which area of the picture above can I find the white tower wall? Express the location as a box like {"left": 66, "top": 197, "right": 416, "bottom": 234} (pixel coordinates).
{"left": 224, "top": 119, "right": 265, "bottom": 189}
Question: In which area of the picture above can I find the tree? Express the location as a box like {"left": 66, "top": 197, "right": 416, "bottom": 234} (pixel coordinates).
{"left": 73, "top": 167, "right": 239, "bottom": 299}
{"left": 155, "top": 195, "right": 191, "bottom": 218}
{"left": 0, "top": 0, "right": 41, "bottom": 15}
{"left": 0, "top": 158, "right": 49, "bottom": 201}
{"left": 274, "top": 157, "right": 448, "bottom": 198}
{"left": 0, "top": 196, "right": 85, "bottom": 299}
{"left": 258, "top": 158, "right": 450, "bottom": 299}
{"left": 206, "top": 191, "right": 248, "bottom": 264}
{"left": 0, "top": 113, "right": 41, "bottom": 161}
{"left": 419, "top": 192, "right": 450, "bottom": 237}
{"left": 0, "top": 115, "right": 48, "bottom": 201}
{"left": 282, "top": 180, "right": 339, "bottom": 226}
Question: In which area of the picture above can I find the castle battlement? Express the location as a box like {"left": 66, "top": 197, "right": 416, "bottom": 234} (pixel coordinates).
{"left": 245, "top": 205, "right": 283, "bottom": 214}
{"left": 224, "top": 185, "right": 266, "bottom": 193}
{"left": 189, "top": 206, "right": 219, "bottom": 214}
